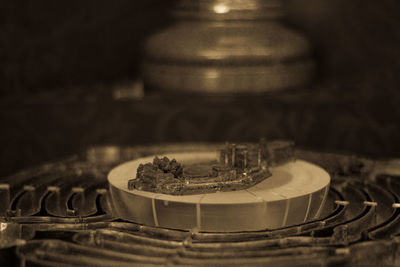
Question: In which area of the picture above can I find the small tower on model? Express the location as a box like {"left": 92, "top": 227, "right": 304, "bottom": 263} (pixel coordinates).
{"left": 220, "top": 142, "right": 262, "bottom": 170}
{"left": 219, "top": 139, "right": 295, "bottom": 170}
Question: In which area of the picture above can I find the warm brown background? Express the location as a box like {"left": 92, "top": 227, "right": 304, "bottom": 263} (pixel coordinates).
{"left": 1, "top": 0, "right": 400, "bottom": 176}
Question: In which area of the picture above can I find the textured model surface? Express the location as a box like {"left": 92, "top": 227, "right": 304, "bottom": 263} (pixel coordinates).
{"left": 128, "top": 140, "right": 294, "bottom": 195}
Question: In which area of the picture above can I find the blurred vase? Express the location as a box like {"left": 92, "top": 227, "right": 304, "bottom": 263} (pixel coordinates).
{"left": 142, "top": 0, "right": 314, "bottom": 94}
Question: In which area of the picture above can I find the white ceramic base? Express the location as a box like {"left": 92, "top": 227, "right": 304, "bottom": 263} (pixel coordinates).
{"left": 108, "top": 152, "right": 330, "bottom": 232}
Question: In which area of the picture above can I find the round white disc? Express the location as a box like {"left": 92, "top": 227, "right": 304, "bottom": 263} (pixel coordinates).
{"left": 108, "top": 151, "right": 330, "bottom": 232}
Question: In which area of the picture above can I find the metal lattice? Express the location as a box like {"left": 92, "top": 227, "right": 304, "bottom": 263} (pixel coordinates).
{"left": 1, "top": 144, "right": 400, "bottom": 266}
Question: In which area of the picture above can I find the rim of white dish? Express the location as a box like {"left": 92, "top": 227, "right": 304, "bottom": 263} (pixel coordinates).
{"left": 108, "top": 151, "right": 330, "bottom": 205}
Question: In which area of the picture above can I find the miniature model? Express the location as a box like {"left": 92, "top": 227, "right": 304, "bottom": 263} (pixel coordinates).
{"left": 128, "top": 139, "right": 295, "bottom": 195}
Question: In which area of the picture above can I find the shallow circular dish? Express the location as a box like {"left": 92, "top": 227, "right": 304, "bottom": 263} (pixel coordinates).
{"left": 108, "top": 151, "right": 330, "bottom": 232}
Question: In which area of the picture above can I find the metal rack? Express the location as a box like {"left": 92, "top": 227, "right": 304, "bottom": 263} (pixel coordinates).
{"left": 1, "top": 144, "right": 400, "bottom": 266}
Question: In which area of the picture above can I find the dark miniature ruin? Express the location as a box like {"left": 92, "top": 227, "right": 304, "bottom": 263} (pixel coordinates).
{"left": 128, "top": 139, "right": 295, "bottom": 195}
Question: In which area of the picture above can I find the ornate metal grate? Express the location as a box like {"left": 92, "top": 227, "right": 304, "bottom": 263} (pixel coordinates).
{"left": 1, "top": 144, "right": 400, "bottom": 266}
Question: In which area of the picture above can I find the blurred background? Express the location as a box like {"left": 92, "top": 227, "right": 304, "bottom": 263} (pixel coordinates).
{"left": 1, "top": 0, "right": 400, "bottom": 177}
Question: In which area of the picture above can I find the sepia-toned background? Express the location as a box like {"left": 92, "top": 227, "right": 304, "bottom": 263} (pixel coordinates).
{"left": 1, "top": 0, "right": 400, "bottom": 176}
